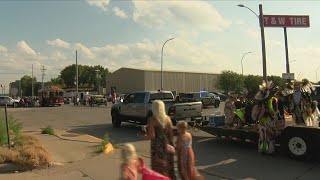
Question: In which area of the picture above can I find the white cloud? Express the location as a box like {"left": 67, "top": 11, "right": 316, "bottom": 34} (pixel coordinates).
{"left": 74, "top": 43, "right": 96, "bottom": 59}
{"left": 17, "top": 41, "right": 37, "bottom": 56}
{"left": 47, "top": 39, "right": 70, "bottom": 49}
{"left": 51, "top": 51, "right": 67, "bottom": 61}
{"left": 80, "top": 37, "right": 228, "bottom": 74}
{"left": 132, "top": 1, "right": 231, "bottom": 31}
{"left": 245, "top": 27, "right": 259, "bottom": 39}
{"left": 86, "top": 0, "right": 110, "bottom": 11}
{"left": 112, "top": 7, "right": 128, "bottom": 19}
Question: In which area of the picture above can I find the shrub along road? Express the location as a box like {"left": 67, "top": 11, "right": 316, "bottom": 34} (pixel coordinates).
{"left": 3, "top": 104, "right": 320, "bottom": 180}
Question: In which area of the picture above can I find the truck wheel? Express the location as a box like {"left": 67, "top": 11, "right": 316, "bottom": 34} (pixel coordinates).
{"left": 214, "top": 101, "right": 220, "bottom": 108}
{"left": 287, "top": 136, "right": 308, "bottom": 159}
{"left": 112, "top": 112, "right": 121, "bottom": 128}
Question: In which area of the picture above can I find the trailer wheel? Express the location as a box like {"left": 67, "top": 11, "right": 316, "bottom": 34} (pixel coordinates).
{"left": 287, "top": 136, "right": 308, "bottom": 159}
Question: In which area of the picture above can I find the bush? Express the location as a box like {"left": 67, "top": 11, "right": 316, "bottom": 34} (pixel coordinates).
{"left": 0, "top": 135, "right": 51, "bottom": 168}
{"left": 0, "top": 114, "right": 51, "bottom": 169}
{"left": 0, "top": 147, "right": 18, "bottom": 164}
{"left": 15, "top": 144, "right": 51, "bottom": 168}
{"left": 99, "top": 133, "right": 110, "bottom": 152}
{"left": 41, "top": 126, "right": 55, "bottom": 135}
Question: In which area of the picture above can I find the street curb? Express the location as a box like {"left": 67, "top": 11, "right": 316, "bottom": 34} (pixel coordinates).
{"left": 23, "top": 129, "right": 117, "bottom": 155}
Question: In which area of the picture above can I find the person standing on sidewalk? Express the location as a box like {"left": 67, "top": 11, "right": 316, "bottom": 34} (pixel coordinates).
{"left": 139, "top": 100, "right": 176, "bottom": 180}
{"left": 112, "top": 88, "right": 117, "bottom": 104}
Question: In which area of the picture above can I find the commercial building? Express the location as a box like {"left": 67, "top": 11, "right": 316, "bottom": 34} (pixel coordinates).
{"left": 9, "top": 80, "right": 22, "bottom": 97}
{"left": 105, "top": 68, "right": 220, "bottom": 94}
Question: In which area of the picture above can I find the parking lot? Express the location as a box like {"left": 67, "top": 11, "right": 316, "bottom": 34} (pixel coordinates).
{"left": 6, "top": 103, "right": 320, "bottom": 180}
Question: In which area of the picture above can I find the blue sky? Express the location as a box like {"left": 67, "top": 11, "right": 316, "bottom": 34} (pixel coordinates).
{"left": 0, "top": 0, "right": 319, "bottom": 92}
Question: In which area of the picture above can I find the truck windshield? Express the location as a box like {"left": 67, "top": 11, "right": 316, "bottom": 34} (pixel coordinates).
{"left": 200, "top": 91, "right": 209, "bottom": 97}
{"left": 179, "top": 93, "right": 193, "bottom": 99}
{"left": 150, "top": 93, "right": 173, "bottom": 100}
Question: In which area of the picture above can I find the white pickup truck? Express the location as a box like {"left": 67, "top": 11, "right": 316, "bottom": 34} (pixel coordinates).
{"left": 111, "top": 91, "right": 203, "bottom": 127}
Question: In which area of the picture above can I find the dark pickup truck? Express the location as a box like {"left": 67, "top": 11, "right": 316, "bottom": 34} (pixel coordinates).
{"left": 111, "top": 91, "right": 203, "bottom": 127}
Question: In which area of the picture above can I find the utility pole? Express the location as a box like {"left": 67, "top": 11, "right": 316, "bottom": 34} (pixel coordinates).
{"left": 40, "top": 65, "right": 47, "bottom": 90}
{"left": 19, "top": 80, "right": 22, "bottom": 96}
{"left": 95, "top": 69, "right": 100, "bottom": 94}
{"left": 76, "top": 51, "right": 78, "bottom": 100}
{"left": 32, "top": 64, "right": 34, "bottom": 97}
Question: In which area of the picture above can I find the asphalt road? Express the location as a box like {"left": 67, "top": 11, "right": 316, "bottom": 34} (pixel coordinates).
{"left": 5, "top": 103, "right": 320, "bottom": 180}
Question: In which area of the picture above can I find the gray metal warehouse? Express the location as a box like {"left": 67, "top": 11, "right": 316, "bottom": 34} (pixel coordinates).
{"left": 105, "top": 67, "right": 220, "bottom": 94}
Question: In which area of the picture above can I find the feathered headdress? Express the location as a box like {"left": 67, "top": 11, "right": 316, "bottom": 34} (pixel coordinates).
{"left": 255, "top": 80, "right": 273, "bottom": 100}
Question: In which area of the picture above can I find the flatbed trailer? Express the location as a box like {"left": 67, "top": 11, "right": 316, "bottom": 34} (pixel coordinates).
{"left": 201, "top": 123, "right": 320, "bottom": 160}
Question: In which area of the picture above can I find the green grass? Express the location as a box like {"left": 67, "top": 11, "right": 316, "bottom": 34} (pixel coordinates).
{"left": 0, "top": 114, "right": 23, "bottom": 147}
{"left": 99, "top": 133, "right": 110, "bottom": 152}
{"left": 41, "top": 126, "right": 55, "bottom": 135}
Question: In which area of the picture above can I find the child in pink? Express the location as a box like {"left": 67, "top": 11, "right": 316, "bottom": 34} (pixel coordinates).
{"left": 120, "top": 144, "right": 140, "bottom": 180}
{"left": 176, "top": 121, "right": 204, "bottom": 180}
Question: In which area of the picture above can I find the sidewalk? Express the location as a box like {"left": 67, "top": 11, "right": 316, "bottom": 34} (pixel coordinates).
{"left": 0, "top": 129, "right": 138, "bottom": 180}
{"left": 0, "top": 129, "right": 226, "bottom": 180}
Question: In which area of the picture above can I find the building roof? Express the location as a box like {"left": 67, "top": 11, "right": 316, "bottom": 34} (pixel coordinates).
{"left": 113, "top": 67, "right": 219, "bottom": 75}
{"left": 38, "top": 86, "right": 64, "bottom": 92}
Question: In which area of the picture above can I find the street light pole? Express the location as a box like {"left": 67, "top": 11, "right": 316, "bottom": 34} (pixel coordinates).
{"left": 259, "top": 4, "right": 267, "bottom": 81}
{"left": 241, "top": 51, "right": 252, "bottom": 75}
{"left": 238, "top": 4, "right": 267, "bottom": 81}
{"left": 161, "top": 38, "right": 174, "bottom": 91}
{"left": 76, "top": 51, "right": 78, "bottom": 101}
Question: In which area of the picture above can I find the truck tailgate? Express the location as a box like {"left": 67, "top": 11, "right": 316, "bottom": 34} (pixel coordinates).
{"left": 173, "top": 102, "right": 202, "bottom": 119}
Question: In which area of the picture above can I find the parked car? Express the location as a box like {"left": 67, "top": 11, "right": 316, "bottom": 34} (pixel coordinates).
{"left": 207, "top": 92, "right": 221, "bottom": 108}
{"left": 111, "top": 91, "right": 203, "bottom": 127}
{"left": 179, "top": 92, "right": 212, "bottom": 108}
{"left": 211, "top": 91, "right": 227, "bottom": 101}
{"left": 0, "top": 96, "right": 18, "bottom": 107}
{"left": 64, "top": 97, "right": 70, "bottom": 104}
{"left": 90, "top": 95, "right": 106, "bottom": 106}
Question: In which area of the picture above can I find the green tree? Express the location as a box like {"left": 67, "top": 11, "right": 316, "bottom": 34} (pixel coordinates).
{"left": 60, "top": 64, "right": 77, "bottom": 88}
{"left": 268, "top": 75, "right": 284, "bottom": 89}
{"left": 244, "top": 75, "right": 263, "bottom": 94}
{"left": 20, "top": 75, "right": 36, "bottom": 96}
{"left": 218, "top": 70, "right": 244, "bottom": 94}
{"left": 60, "top": 64, "right": 110, "bottom": 88}
{"left": 50, "top": 76, "right": 64, "bottom": 87}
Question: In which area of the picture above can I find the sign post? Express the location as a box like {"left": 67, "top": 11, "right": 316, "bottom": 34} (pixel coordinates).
{"left": 5, "top": 104, "right": 11, "bottom": 149}
{"left": 263, "top": 14, "right": 310, "bottom": 75}
{"left": 284, "top": 27, "right": 290, "bottom": 73}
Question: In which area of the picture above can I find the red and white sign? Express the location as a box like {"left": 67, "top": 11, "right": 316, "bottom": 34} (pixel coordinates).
{"left": 263, "top": 15, "right": 310, "bottom": 28}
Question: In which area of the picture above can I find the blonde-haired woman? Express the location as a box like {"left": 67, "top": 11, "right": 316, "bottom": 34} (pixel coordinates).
{"left": 139, "top": 100, "right": 176, "bottom": 180}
